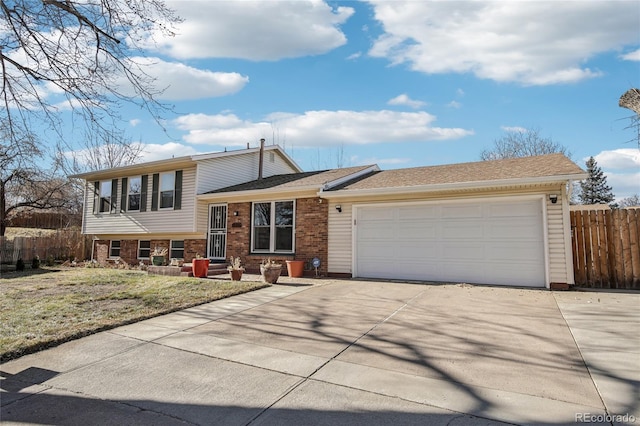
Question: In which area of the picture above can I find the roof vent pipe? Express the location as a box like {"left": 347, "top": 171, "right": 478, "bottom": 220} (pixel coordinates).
{"left": 258, "top": 138, "right": 265, "bottom": 179}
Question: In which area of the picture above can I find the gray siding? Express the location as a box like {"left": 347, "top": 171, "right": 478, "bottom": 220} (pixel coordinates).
{"left": 195, "top": 150, "right": 297, "bottom": 194}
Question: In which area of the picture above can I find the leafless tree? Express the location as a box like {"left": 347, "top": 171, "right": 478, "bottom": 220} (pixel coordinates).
{"left": 1, "top": 0, "right": 180, "bottom": 145}
{"left": 480, "top": 128, "right": 571, "bottom": 161}
{"left": 0, "top": 124, "right": 72, "bottom": 236}
{"left": 617, "top": 194, "right": 640, "bottom": 208}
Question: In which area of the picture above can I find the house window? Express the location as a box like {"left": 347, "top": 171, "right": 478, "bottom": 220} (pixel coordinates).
{"left": 252, "top": 201, "right": 294, "bottom": 253}
{"left": 110, "top": 240, "right": 121, "bottom": 258}
{"left": 170, "top": 240, "right": 184, "bottom": 259}
{"left": 160, "top": 172, "right": 175, "bottom": 209}
{"left": 128, "top": 176, "right": 142, "bottom": 211}
{"left": 100, "top": 180, "right": 112, "bottom": 213}
{"left": 138, "top": 240, "right": 150, "bottom": 259}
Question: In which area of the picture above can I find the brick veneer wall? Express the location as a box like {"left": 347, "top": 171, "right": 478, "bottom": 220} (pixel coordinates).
{"left": 92, "top": 238, "right": 206, "bottom": 265}
{"left": 225, "top": 197, "right": 328, "bottom": 276}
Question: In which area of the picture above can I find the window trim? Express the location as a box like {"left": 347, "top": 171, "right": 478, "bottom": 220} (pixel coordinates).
{"left": 251, "top": 200, "right": 295, "bottom": 254}
{"left": 99, "top": 179, "right": 113, "bottom": 214}
{"left": 109, "top": 240, "right": 121, "bottom": 258}
{"left": 138, "top": 240, "right": 151, "bottom": 259}
{"left": 159, "top": 172, "right": 175, "bottom": 210}
{"left": 127, "top": 175, "right": 142, "bottom": 212}
{"left": 170, "top": 240, "right": 184, "bottom": 259}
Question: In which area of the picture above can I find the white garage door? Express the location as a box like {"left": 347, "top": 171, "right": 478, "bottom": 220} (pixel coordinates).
{"left": 355, "top": 199, "right": 546, "bottom": 287}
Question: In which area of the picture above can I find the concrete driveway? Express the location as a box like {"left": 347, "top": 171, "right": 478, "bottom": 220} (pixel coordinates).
{"left": 2, "top": 278, "right": 638, "bottom": 425}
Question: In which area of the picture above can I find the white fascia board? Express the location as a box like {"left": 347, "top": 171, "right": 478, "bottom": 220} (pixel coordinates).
{"left": 68, "top": 156, "right": 195, "bottom": 179}
{"left": 323, "top": 165, "right": 380, "bottom": 190}
{"left": 197, "top": 184, "right": 322, "bottom": 201}
{"left": 318, "top": 173, "right": 588, "bottom": 199}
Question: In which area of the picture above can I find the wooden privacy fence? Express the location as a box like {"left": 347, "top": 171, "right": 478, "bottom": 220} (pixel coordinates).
{"left": 571, "top": 208, "right": 640, "bottom": 289}
{"left": 0, "top": 230, "right": 92, "bottom": 265}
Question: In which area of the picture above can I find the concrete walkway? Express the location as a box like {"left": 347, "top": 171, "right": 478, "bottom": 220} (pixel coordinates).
{"left": 1, "top": 277, "right": 638, "bottom": 425}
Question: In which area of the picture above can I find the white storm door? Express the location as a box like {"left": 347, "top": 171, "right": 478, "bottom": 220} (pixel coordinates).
{"left": 208, "top": 204, "right": 227, "bottom": 260}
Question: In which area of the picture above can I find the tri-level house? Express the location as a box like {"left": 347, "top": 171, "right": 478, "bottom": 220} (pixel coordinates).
{"left": 74, "top": 144, "right": 587, "bottom": 290}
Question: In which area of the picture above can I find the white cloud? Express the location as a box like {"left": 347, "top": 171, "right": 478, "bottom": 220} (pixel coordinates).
{"left": 500, "top": 125, "right": 528, "bottom": 133}
{"left": 138, "top": 142, "right": 199, "bottom": 163}
{"left": 129, "top": 119, "right": 141, "bottom": 127}
{"left": 593, "top": 149, "right": 640, "bottom": 170}
{"left": 148, "top": 1, "right": 354, "bottom": 61}
{"left": 174, "top": 110, "right": 473, "bottom": 147}
{"left": 125, "top": 57, "right": 249, "bottom": 100}
{"left": 347, "top": 52, "right": 362, "bottom": 60}
{"left": 605, "top": 171, "right": 640, "bottom": 201}
{"left": 388, "top": 94, "right": 426, "bottom": 109}
{"left": 446, "top": 101, "right": 462, "bottom": 109}
{"left": 456, "top": 88, "right": 465, "bottom": 97}
{"left": 367, "top": 1, "right": 639, "bottom": 85}
{"left": 621, "top": 49, "right": 640, "bottom": 61}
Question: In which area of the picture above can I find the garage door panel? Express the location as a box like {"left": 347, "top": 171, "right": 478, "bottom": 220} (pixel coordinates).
{"left": 489, "top": 202, "right": 539, "bottom": 217}
{"left": 487, "top": 221, "right": 539, "bottom": 239}
{"left": 396, "top": 222, "right": 437, "bottom": 239}
{"left": 441, "top": 242, "right": 485, "bottom": 260}
{"left": 358, "top": 223, "right": 396, "bottom": 240}
{"left": 355, "top": 199, "right": 545, "bottom": 287}
{"left": 442, "top": 223, "right": 484, "bottom": 239}
{"left": 442, "top": 205, "right": 483, "bottom": 218}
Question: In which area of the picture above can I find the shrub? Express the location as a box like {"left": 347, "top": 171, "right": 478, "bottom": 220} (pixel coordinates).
{"left": 16, "top": 258, "right": 25, "bottom": 271}
{"left": 46, "top": 255, "right": 55, "bottom": 267}
{"left": 32, "top": 256, "right": 40, "bottom": 269}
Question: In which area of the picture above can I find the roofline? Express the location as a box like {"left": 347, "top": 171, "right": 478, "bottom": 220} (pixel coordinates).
{"left": 197, "top": 185, "right": 321, "bottom": 201}
{"left": 68, "top": 155, "right": 195, "bottom": 179}
{"left": 191, "top": 144, "right": 302, "bottom": 173}
{"left": 318, "top": 173, "right": 588, "bottom": 199}
{"left": 69, "top": 144, "right": 302, "bottom": 179}
{"left": 323, "top": 165, "right": 380, "bottom": 190}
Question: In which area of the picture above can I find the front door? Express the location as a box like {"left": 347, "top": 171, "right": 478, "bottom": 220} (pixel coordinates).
{"left": 208, "top": 204, "right": 227, "bottom": 260}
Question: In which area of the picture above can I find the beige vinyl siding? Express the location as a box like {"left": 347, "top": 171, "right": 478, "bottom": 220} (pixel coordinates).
{"left": 195, "top": 150, "right": 298, "bottom": 194}
{"left": 83, "top": 167, "right": 199, "bottom": 236}
{"left": 546, "top": 197, "right": 570, "bottom": 284}
{"left": 328, "top": 202, "right": 353, "bottom": 274}
{"left": 326, "top": 185, "right": 573, "bottom": 284}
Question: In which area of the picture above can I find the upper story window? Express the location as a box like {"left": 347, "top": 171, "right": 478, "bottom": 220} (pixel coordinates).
{"left": 128, "top": 176, "right": 142, "bottom": 211}
{"left": 99, "top": 180, "right": 112, "bottom": 213}
{"left": 160, "top": 172, "right": 175, "bottom": 209}
{"left": 251, "top": 201, "right": 294, "bottom": 253}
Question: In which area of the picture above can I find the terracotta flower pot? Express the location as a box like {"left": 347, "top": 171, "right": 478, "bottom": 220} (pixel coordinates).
{"left": 229, "top": 269, "right": 243, "bottom": 281}
{"left": 286, "top": 260, "right": 305, "bottom": 278}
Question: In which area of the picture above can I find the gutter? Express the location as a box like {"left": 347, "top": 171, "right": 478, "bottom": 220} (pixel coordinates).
{"left": 317, "top": 173, "right": 589, "bottom": 199}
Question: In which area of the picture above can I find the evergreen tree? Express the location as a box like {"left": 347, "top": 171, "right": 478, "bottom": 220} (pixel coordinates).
{"left": 578, "top": 157, "right": 615, "bottom": 205}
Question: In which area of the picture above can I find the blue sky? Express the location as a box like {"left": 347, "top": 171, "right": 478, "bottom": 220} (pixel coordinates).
{"left": 65, "top": 1, "right": 640, "bottom": 199}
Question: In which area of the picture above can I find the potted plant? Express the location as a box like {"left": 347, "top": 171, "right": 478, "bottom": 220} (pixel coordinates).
{"left": 192, "top": 253, "right": 210, "bottom": 278}
{"left": 151, "top": 247, "right": 168, "bottom": 266}
{"left": 227, "top": 257, "right": 244, "bottom": 281}
{"left": 260, "top": 258, "right": 282, "bottom": 284}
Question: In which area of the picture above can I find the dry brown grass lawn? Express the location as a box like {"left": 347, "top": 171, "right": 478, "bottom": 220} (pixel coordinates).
{"left": 0, "top": 267, "right": 268, "bottom": 362}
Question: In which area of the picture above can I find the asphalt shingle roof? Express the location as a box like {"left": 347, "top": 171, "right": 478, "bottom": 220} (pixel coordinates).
{"left": 328, "top": 153, "right": 585, "bottom": 191}
{"left": 205, "top": 165, "right": 374, "bottom": 194}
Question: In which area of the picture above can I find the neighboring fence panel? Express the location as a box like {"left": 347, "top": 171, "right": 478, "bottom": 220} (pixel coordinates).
{"left": 571, "top": 209, "right": 640, "bottom": 289}
{"left": 0, "top": 231, "right": 92, "bottom": 265}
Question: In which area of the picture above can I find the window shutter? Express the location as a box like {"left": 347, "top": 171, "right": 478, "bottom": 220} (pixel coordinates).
{"left": 174, "top": 170, "right": 182, "bottom": 210}
{"left": 110, "top": 178, "right": 118, "bottom": 213}
{"left": 120, "top": 177, "right": 128, "bottom": 212}
{"left": 93, "top": 181, "right": 100, "bottom": 214}
{"left": 151, "top": 173, "right": 159, "bottom": 211}
{"left": 140, "top": 175, "right": 148, "bottom": 212}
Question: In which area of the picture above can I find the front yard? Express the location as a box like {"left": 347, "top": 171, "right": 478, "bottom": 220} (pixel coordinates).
{"left": 0, "top": 267, "right": 268, "bottom": 362}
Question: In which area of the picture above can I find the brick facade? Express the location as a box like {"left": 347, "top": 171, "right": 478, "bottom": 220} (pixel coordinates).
{"left": 225, "top": 197, "right": 328, "bottom": 276}
{"left": 93, "top": 238, "right": 206, "bottom": 265}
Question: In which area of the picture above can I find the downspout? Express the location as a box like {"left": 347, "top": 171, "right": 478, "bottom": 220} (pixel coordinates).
{"left": 258, "top": 138, "right": 265, "bottom": 180}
